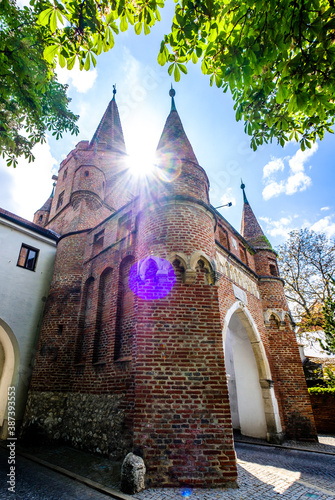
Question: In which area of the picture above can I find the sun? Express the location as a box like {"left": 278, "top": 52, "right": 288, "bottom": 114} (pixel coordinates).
{"left": 126, "top": 150, "right": 156, "bottom": 178}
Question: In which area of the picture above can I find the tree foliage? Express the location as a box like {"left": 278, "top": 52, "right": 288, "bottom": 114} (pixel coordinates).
{"left": 321, "top": 279, "right": 335, "bottom": 353}
{"left": 32, "top": 0, "right": 335, "bottom": 151}
{"left": 0, "top": 0, "right": 79, "bottom": 166}
{"left": 2, "top": 0, "right": 335, "bottom": 163}
{"left": 277, "top": 229, "right": 335, "bottom": 348}
{"left": 160, "top": 0, "right": 335, "bottom": 151}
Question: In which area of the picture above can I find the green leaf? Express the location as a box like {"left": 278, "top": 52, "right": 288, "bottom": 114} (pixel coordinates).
{"left": 168, "top": 63, "right": 174, "bottom": 76}
{"left": 50, "top": 10, "right": 57, "bottom": 32}
{"left": 178, "top": 63, "right": 187, "bottom": 74}
{"left": 84, "top": 54, "right": 91, "bottom": 71}
{"left": 174, "top": 64, "right": 181, "bottom": 82}
{"left": 135, "top": 22, "right": 142, "bottom": 35}
{"left": 38, "top": 8, "right": 53, "bottom": 27}
{"left": 120, "top": 16, "right": 128, "bottom": 32}
{"left": 43, "top": 45, "right": 60, "bottom": 63}
{"left": 67, "top": 55, "right": 76, "bottom": 70}
{"left": 58, "top": 53, "right": 66, "bottom": 68}
{"left": 90, "top": 52, "right": 97, "bottom": 67}
{"left": 215, "top": 74, "right": 223, "bottom": 87}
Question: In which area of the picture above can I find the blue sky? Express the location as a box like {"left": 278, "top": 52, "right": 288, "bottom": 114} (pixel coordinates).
{"left": 1, "top": 2, "right": 335, "bottom": 248}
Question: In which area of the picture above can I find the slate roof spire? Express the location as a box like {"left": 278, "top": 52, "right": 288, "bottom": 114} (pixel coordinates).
{"left": 156, "top": 87, "right": 198, "bottom": 163}
{"left": 36, "top": 182, "right": 56, "bottom": 214}
{"left": 240, "top": 180, "right": 272, "bottom": 250}
{"left": 90, "top": 85, "right": 126, "bottom": 153}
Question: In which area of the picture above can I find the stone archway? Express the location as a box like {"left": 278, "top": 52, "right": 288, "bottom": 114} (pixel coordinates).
{"left": 0, "top": 320, "right": 19, "bottom": 436}
{"left": 223, "top": 302, "right": 282, "bottom": 442}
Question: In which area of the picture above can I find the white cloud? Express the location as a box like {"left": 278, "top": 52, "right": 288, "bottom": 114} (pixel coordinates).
{"left": 262, "top": 143, "right": 317, "bottom": 200}
{"left": 285, "top": 171, "right": 312, "bottom": 195}
{"left": 1, "top": 140, "right": 58, "bottom": 221}
{"left": 262, "top": 181, "right": 285, "bottom": 201}
{"left": 220, "top": 187, "right": 236, "bottom": 208}
{"left": 288, "top": 142, "right": 318, "bottom": 173}
{"left": 260, "top": 216, "right": 295, "bottom": 238}
{"left": 56, "top": 63, "right": 97, "bottom": 93}
{"left": 263, "top": 158, "right": 285, "bottom": 179}
{"left": 310, "top": 216, "right": 335, "bottom": 239}
{"left": 321, "top": 206, "right": 330, "bottom": 212}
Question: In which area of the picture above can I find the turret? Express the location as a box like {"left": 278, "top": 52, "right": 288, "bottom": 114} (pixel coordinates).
{"left": 45, "top": 87, "right": 130, "bottom": 235}
{"left": 240, "top": 180, "right": 280, "bottom": 279}
{"left": 153, "top": 87, "right": 210, "bottom": 204}
{"left": 133, "top": 89, "right": 236, "bottom": 487}
{"left": 33, "top": 182, "right": 55, "bottom": 227}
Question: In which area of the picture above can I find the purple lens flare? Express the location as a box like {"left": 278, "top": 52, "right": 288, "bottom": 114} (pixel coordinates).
{"left": 129, "top": 257, "right": 176, "bottom": 300}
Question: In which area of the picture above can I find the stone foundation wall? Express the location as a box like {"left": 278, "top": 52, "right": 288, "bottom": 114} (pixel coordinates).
{"left": 21, "top": 391, "right": 132, "bottom": 459}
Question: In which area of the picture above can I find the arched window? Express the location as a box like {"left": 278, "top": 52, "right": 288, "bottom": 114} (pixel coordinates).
{"left": 218, "top": 227, "right": 229, "bottom": 249}
{"left": 114, "top": 256, "right": 135, "bottom": 361}
{"left": 239, "top": 245, "right": 247, "bottom": 265}
{"left": 75, "top": 277, "right": 94, "bottom": 363}
{"left": 269, "top": 262, "right": 278, "bottom": 276}
{"left": 93, "top": 268, "right": 113, "bottom": 364}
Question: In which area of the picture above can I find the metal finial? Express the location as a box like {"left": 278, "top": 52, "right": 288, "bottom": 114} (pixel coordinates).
{"left": 169, "top": 84, "right": 176, "bottom": 98}
{"left": 169, "top": 85, "right": 176, "bottom": 111}
{"left": 113, "top": 84, "right": 117, "bottom": 99}
{"left": 240, "top": 179, "right": 248, "bottom": 203}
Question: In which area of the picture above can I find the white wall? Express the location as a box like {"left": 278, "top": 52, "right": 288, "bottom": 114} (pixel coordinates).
{"left": 225, "top": 313, "right": 267, "bottom": 439}
{"left": 0, "top": 217, "right": 56, "bottom": 434}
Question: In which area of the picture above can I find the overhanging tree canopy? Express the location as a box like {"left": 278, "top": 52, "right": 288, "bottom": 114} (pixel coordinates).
{"left": 2, "top": 0, "right": 335, "bottom": 164}
{"left": 0, "top": 0, "right": 79, "bottom": 166}
{"left": 35, "top": 0, "right": 335, "bottom": 151}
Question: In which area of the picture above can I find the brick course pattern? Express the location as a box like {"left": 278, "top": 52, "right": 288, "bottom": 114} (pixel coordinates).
{"left": 310, "top": 393, "right": 335, "bottom": 433}
{"left": 24, "top": 94, "right": 316, "bottom": 488}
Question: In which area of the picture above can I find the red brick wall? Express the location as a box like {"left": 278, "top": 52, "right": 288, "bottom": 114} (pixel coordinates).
{"left": 132, "top": 198, "right": 237, "bottom": 487}
{"left": 133, "top": 267, "right": 237, "bottom": 487}
{"left": 310, "top": 393, "right": 335, "bottom": 433}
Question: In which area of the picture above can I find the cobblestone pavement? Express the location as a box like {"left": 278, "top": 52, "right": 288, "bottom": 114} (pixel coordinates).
{"left": 235, "top": 434, "right": 335, "bottom": 454}
{"left": 1, "top": 435, "right": 334, "bottom": 499}
{"left": 134, "top": 440, "right": 335, "bottom": 500}
{"left": 0, "top": 446, "right": 116, "bottom": 500}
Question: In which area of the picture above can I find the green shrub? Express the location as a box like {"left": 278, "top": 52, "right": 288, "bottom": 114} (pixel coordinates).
{"left": 308, "top": 387, "right": 335, "bottom": 396}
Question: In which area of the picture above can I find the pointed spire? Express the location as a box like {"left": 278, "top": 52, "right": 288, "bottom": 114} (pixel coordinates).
{"left": 37, "top": 182, "right": 56, "bottom": 213}
{"left": 241, "top": 179, "right": 248, "bottom": 204}
{"left": 156, "top": 87, "right": 198, "bottom": 163}
{"left": 240, "top": 182, "right": 272, "bottom": 250}
{"left": 90, "top": 87, "right": 126, "bottom": 153}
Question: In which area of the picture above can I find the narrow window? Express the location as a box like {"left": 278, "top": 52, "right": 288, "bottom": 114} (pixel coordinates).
{"left": 75, "top": 277, "right": 94, "bottom": 364}
{"left": 85, "top": 170, "right": 89, "bottom": 177}
{"left": 114, "top": 256, "right": 135, "bottom": 361}
{"left": 93, "top": 229, "right": 105, "bottom": 248}
{"left": 218, "top": 227, "right": 229, "bottom": 249}
{"left": 63, "top": 168, "right": 68, "bottom": 180}
{"left": 38, "top": 215, "right": 43, "bottom": 222}
{"left": 17, "top": 244, "right": 39, "bottom": 271}
{"left": 239, "top": 245, "right": 247, "bottom": 265}
{"left": 56, "top": 190, "right": 65, "bottom": 210}
{"left": 93, "top": 268, "right": 113, "bottom": 364}
{"left": 117, "top": 212, "right": 132, "bottom": 241}
{"left": 270, "top": 263, "right": 278, "bottom": 276}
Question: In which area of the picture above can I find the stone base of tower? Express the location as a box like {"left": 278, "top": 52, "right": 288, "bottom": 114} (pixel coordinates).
{"left": 20, "top": 391, "right": 133, "bottom": 459}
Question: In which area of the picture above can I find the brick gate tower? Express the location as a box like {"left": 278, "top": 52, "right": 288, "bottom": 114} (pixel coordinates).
{"left": 22, "top": 88, "right": 317, "bottom": 488}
